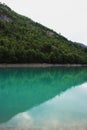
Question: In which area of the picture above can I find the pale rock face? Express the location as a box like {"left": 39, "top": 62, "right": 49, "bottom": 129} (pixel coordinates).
{"left": 46, "top": 30, "right": 54, "bottom": 36}
{"left": 0, "top": 15, "right": 12, "bottom": 22}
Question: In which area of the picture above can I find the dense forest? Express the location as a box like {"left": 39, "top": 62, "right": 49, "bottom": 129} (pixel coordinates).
{"left": 0, "top": 3, "right": 87, "bottom": 64}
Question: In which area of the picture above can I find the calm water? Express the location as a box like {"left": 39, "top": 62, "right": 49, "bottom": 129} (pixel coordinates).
{"left": 0, "top": 67, "right": 87, "bottom": 130}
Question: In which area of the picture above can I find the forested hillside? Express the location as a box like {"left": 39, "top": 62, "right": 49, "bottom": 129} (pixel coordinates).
{"left": 0, "top": 3, "right": 87, "bottom": 63}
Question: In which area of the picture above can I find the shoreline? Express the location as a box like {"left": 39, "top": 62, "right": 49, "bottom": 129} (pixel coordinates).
{"left": 0, "top": 63, "right": 87, "bottom": 68}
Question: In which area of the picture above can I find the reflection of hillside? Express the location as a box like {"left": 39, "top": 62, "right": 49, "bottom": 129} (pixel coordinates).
{"left": 0, "top": 67, "right": 87, "bottom": 123}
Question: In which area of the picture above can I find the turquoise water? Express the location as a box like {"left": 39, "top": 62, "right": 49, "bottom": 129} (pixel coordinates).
{"left": 0, "top": 67, "right": 87, "bottom": 130}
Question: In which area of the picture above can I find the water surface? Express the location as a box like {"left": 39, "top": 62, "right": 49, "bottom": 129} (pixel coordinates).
{"left": 0, "top": 67, "right": 87, "bottom": 130}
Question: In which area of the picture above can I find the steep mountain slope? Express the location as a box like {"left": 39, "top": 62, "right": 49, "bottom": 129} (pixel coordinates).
{"left": 0, "top": 3, "right": 87, "bottom": 63}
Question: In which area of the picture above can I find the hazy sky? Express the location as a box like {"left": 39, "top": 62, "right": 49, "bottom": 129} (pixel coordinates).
{"left": 0, "top": 0, "right": 87, "bottom": 45}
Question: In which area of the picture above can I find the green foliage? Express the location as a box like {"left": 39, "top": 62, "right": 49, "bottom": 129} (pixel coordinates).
{"left": 0, "top": 3, "right": 87, "bottom": 64}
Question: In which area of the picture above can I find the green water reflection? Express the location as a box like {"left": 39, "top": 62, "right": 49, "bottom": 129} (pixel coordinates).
{"left": 0, "top": 67, "right": 87, "bottom": 130}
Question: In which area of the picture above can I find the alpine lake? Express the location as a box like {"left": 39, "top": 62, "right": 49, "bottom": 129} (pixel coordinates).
{"left": 0, "top": 66, "right": 87, "bottom": 130}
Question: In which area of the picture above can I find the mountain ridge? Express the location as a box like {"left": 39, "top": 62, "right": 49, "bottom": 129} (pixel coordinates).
{"left": 0, "top": 3, "right": 87, "bottom": 64}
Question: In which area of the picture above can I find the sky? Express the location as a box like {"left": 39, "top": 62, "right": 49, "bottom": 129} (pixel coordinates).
{"left": 0, "top": 0, "right": 87, "bottom": 45}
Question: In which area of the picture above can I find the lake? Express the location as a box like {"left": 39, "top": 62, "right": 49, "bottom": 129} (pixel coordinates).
{"left": 0, "top": 67, "right": 87, "bottom": 130}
